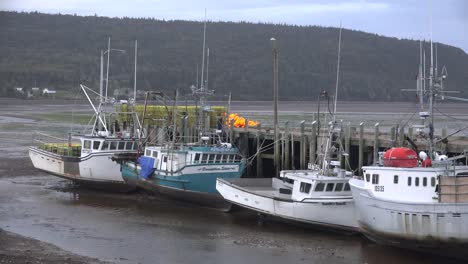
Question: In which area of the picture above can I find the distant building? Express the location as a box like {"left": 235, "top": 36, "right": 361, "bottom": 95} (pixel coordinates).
{"left": 14, "top": 87, "right": 24, "bottom": 94}
{"left": 31, "top": 87, "right": 41, "bottom": 97}
{"left": 42, "top": 88, "right": 57, "bottom": 96}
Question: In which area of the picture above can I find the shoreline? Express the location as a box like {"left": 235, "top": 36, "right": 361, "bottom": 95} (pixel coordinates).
{"left": 0, "top": 228, "right": 107, "bottom": 264}
{"left": 0, "top": 156, "right": 109, "bottom": 264}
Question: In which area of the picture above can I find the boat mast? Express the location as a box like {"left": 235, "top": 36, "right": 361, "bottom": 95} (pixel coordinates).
{"left": 322, "top": 25, "right": 342, "bottom": 173}
{"left": 170, "top": 89, "right": 178, "bottom": 174}
{"left": 133, "top": 39, "right": 138, "bottom": 106}
{"left": 428, "top": 2, "right": 435, "bottom": 159}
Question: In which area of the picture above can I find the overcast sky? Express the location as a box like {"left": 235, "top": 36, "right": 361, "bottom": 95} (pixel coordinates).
{"left": 2, "top": 0, "right": 467, "bottom": 52}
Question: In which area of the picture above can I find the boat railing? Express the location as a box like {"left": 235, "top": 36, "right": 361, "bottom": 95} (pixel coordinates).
{"left": 32, "top": 131, "right": 81, "bottom": 157}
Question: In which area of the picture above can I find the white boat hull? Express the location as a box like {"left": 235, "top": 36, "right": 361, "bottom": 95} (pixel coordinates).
{"left": 29, "top": 146, "right": 80, "bottom": 179}
{"left": 217, "top": 178, "right": 358, "bottom": 231}
{"left": 29, "top": 147, "right": 134, "bottom": 191}
{"left": 350, "top": 178, "right": 468, "bottom": 245}
{"left": 79, "top": 152, "right": 126, "bottom": 183}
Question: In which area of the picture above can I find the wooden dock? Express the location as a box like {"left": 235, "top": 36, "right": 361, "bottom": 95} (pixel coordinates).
{"left": 229, "top": 119, "right": 468, "bottom": 178}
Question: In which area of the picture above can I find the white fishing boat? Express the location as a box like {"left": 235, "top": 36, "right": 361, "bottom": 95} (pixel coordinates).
{"left": 217, "top": 108, "right": 358, "bottom": 230}
{"left": 29, "top": 39, "right": 144, "bottom": 191}
{"left": 218, "top": 28, "right": 358, "bottom": 231}
{"left": 217, "top": 166, "right": 358, "bottom": 231}
{"left": 349, "top": 38, "right": 468, "bottom": 258}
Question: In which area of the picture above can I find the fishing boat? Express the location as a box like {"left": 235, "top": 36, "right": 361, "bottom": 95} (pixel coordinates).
{"left": 217, "top": 28, "right": 358, "bottom": 231}
{"left": 118, "top": 18, "right": 246, "bottom": 210}
{"left": 29, "top": 40, "right": 143, "bottom": 191}
{"left": 217, "top": 113, "right": 358, "bottom": 230}
{"left": 349, "top": 39, "right": 468, "bottom": 258}
{"left": 121, "top": 141, "right": 246, "bottom": 211}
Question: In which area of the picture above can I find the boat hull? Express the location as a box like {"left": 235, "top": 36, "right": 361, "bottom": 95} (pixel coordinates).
{"left": 29, "top": 146, "right": 136, "bottom": 192}
{"left": 350, "top": 178, "right": 468, "bottom": 258}
{"left": 217, "top": 178, "right": 359, "bottom": 232}
{"left": 122, "top": 162, "right": 244, "bottom": 211}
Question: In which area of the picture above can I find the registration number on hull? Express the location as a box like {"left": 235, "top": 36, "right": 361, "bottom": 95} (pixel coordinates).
{"left": 374, "top": 185, "right": 384, "bottom": 192}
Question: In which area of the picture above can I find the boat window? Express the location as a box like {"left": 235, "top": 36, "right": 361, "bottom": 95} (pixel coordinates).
{"left": 393, "top": 175, "right": 398, "bottom": 184}
{"left": 300, "top": 182, "right": 312, "bottom": 193}
{"left": 208, "top": 154, "right": 215, "bottom": 163}
{"left": 92, "top": 141, "right": 101, "bottom": 150}
{"left": 344, "top": 183, "right": 351, "bottom": 191}
{"left": 163, "top": 156, "right": 167, "bottom": 162}
{"left": 335, "top": 182, "right": 344, "bottom": 192}
{"left": 145, "top": 149, "right": 151, "bottom": 156}
{"left": 314, "top": 182, "right": 325, "bottom": 192}
{"left": 365, "top": 173, "right": 370, "bottom": 182}
{"left": 408, "top": 177, "right": 412, "bottom": 186}
{"left": 415, "top": 177, "right": 420, "bottom": 187}
{"left": 125, "top": 142, "right": 133, "bottom": 150}
{"left": 152, "top": 151, "right": 158, "bottom": 158}
{"left": 102, "top": 141, "right": 109, "bottom": 150}
{"left": 372, "top": 174, "right": 379, "bottom": 184}
{"left": 83, "top": 140, "right": 91, "bottom": 149}
{"left": 133, "top": 143, "right": 138, "bottom": 150}
{"left": 423, "top": 177, "right": 427, "bottom": 187}
{"left": 201, "top": 154, "right": 208, "bottom": 163}
{"left": 431, "top": 177, "right": 436, "bottom": 187}
{"left": 326, "top": 183, "right": 335, "bottom": 192}
{"left": 110, "top": 141, "right": 117, "bottom": 150}
{"left": 194, "top": 153, "right": 201, "bottom": 163}
{"left": 118, "top": 142, "right": 125, "bottom": 150}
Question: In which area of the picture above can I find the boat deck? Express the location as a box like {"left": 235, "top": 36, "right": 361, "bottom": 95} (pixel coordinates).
{"left": 221, "top": 178, "right": 292, "bottom": 200}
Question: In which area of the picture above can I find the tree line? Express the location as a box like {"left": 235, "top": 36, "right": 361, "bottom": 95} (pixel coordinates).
{"left": 1, "top": 11, "right": 467, "bottom": 101}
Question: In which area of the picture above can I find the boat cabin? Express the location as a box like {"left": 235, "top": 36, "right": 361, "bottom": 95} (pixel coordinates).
{"left": 362, "top": 148, "right": 468, "bottom": 203}
{"left": 143, "top": 146, "right": 243, "bottom": 172}
{"left": 81, "top": 138, "right": 138, "bottom": 155}
{"left": 280, "top": 171, "right": 352, "bottom": 201}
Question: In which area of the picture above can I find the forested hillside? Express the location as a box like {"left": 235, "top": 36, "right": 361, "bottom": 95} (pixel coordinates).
{"left": 1, "top": 11, "right": 467, "bottom": 100}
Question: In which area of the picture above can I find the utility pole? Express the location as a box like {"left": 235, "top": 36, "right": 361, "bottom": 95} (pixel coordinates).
{"left": 271, "top": 37, "right": 279, "bottom": 176}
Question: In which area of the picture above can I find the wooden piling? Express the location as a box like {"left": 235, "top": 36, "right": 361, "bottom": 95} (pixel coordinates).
{"left": 358, "top": 122, "right": 364, "bottom": 176}
{"left": 373, "top": 123, "right": 379, "bottom": 165}
{"left": 181, "top": 115, "right": 187, "bottom": 143}
{"left": 230, "top": 119, "right": 235, "bottom": 144}
{"left": 408, "top": 127, "right": 413, "bottom": 142}
{"left": 300, "top": 120, "right": 306, "bottom": 169}
{"left": 256, "top": 125, "right": 263, "bottom": 177}
{"left": 390, "top": 126, "right": 396, "bottom": 147}
{"left": 345, "top": 125, "right": 351, "bottom": 171}
{"left": 399, "top": 125, "right": 405, "bottom": 147}
{"left": 310, "top": 121, "right": 317, "bottom": 166}
{"left": 284, "top": 121, "right": 290, "bottom": 170}
{"left": 291, "top": 134, "right": 295, "bottom": 170}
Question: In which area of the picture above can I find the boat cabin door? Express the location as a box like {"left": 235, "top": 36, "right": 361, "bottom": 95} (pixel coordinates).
{"left": 160, "top": 155, "right": 167, "bottom": 171}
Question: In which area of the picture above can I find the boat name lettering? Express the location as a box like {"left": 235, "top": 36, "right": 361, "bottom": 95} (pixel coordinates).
{"left": 197, "top": 166, "right": 237, "bottom": 172}
{"left": 374, "top": 185, "right": 385, "bottom": 192}
{"left": 322, "top": 202, "right": 346, "bottom": 205}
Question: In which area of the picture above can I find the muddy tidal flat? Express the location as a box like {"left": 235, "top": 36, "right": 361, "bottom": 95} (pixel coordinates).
{"left": 0, "top": 98, "right": 466, "bottom": 264}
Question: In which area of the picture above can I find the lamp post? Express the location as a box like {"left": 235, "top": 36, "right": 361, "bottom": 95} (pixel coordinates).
{"left": 271, "top": 37, "right": 279, "bottom": 176}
